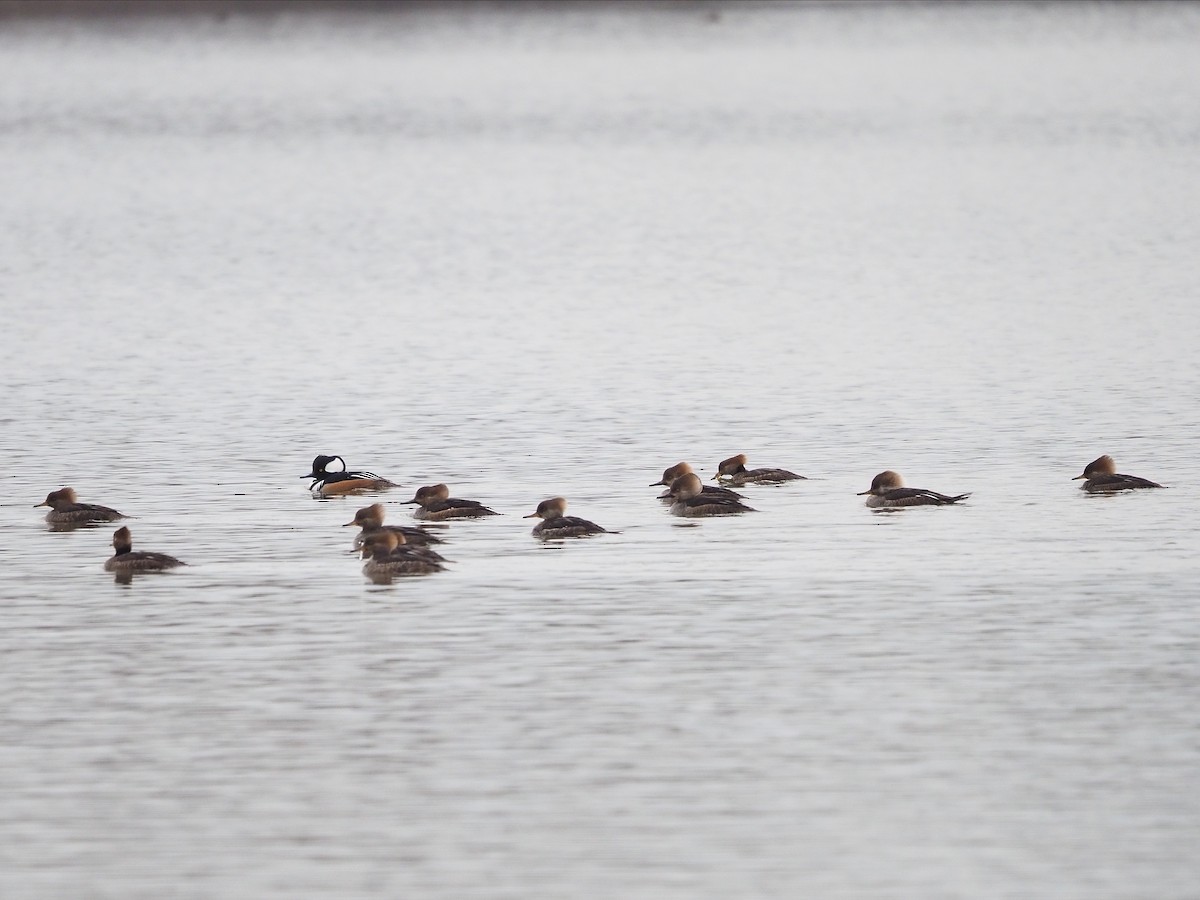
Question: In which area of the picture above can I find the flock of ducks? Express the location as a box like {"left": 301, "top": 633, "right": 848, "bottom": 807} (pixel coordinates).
{"left": 35, "top": 452, "right": 1164, "bottom": 583}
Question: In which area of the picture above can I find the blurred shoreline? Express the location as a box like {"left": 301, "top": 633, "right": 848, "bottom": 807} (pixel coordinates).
{"left": 0, "top": 0, "right": 759, "bottom": 21}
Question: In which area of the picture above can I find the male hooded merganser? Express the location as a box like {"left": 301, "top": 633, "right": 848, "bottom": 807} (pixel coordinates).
{"left": 713, "top": 454, "right": 805, "bottom": 486}
{"left": 343, "top": 503, "right": 445, "bottom": 548}
{"left": 650, "top": 462, "right": 744, "bottom": 502}
{"left": 1072, "top": 455, "right": 1163, "bottom": 493}
{"left": 103, "top": 526, "right": 187, "bottom": 573}
{"left": 360, "top": 530, "right": 445, "bottom": 577}
{"left": 405, "top": 483, "right": 499, "bottom": 520}
{"left": 668, "top": 473, "right": 756, "bottom": 517}
{"left": 35, "top": 487, "right": 127, "bottom": 525}
{"left": 303, "top": 454, "right": 398, "bottom": 496}
{"left": 857, "top": 471, "right": 969, "bottom": 508}
{"left": 523, "top": 497, "right": 607, "bottom": 538}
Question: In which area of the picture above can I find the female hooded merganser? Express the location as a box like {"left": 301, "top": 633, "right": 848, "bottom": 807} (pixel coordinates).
{"left": 303, "top": 454, "right": 398, "bottom": 497}
{"left": 358, "top": 527, "right": 448, "bottom": 565}
{"left": 650, "top": 462, "right": 745, "bottom": 502}
{"left": 103, "top": 526, "right": 187, "bottom": 573}
{"left": 857, "top": 471, "right": 969, "bottom": 508}
{"left": 405, "top": 483, "right": 499, "bottom": 521}
{"left": 713, "top": 454, "right": 805, "bottom": 486}
{"left": 668, "top": 473, "right": 756, "bottom": 517}
{"left": 360, "top": 530, "right": 445, "bottom": 577}
{"left": 343, "top": 503, "right": 445, "bottom": 549}
{"left": 35, "top": 487, "right": 127, "bottom": 525}
{"left": 1072, "top": 455, "right": 1164, "bottom": 492}
{"left": 523, "top": 497, "right": 607, "bottom": 539}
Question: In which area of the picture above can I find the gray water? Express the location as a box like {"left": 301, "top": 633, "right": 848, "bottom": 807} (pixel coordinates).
{"left": 2, "top": 2, "right": 1199, "bottom": 897}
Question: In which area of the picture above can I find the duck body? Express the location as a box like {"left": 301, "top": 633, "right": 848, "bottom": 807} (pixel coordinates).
{"left": 524, "top": 498, "right": 607, "bottom": 539}
{"left": 360, "top": 531, "right": 445, "bottom": 577}
{"left": 723, "top": 467, "right": 805, "bottom": 487}
{"left": 863, "top": 487, "right": 971, "bottom": 509}
{"left": 36, "top": 487, "right": 126, "bottom": 525}
{"left": 667, "top": 473, "right": 755, "bottom": 517}
{"left": 304, "top": 454, "right": 397, "bottom": 496}
{"left": 669, "top": 496, "right": 757, "bottom": 517}
{"left": 715, "top": 454, "right": 805, "bottom": 486}
{"left": 1079, "top": 474, "right": 1164, "bottom": 493}
{"left": 362, "top": 551, "right": 445, "bottom": 577}
{"left": 105, "top": 550, "right": 188, "bottom": 573}
{"left": 858, "top": 471, "right": 969, "bottom": 508}
{"left": 658, "top": 483, "right": 745, "bottom": 503}
{"left": 533, "top": 517, "right": 607, "bottom": 538}
{"left": 360, "top": 540, "right": 447, "bottom": 568}
{"left": 1073, "top": 455, "right": 1163, "bottom": 493}
{"left": 407, "top": 484, "right": 499, "bottom": 521}
{"left": 412, "top": 499, "right": 499, "bottom": 521}
{"left": 103, "top": 526, "right": 186, "bottom": 573}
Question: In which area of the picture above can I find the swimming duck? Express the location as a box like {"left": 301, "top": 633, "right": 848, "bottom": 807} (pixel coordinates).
{"left": 668, "top": 472, "right": 756, "bottom": 517}
{"left": 343, "top": 503, "right": 445, "bottom": 548}
{"left": 35, "top": 487, "right": 127, "bottom": 525}
{"left": 360, "top": 530, "right": 445, "bottom": 577}
{"left": 1072, "top": 455, "right": 1163, "bottom": 493}
{"left": 523, "top": 497, "right": 607, "bottom": 538}
{"left": 357, "top": 527, "right": 448, "bottom": 565}
{"left": 103, "top": 526, "right": 187, "bottom": 573}
{"left": 857, "top": 471, "right": 969, "bottom": 508}
{"left": 303, "top": 454, "right": 398, "bottom": 496}
{"left": 405, "top": 484, "right": 499, "bottom": 520}
{"left": 713, "top": 453, "right": 805, "bottom": 486}
{"left": 650, "top": 462, "right": 745, "bottom": 502}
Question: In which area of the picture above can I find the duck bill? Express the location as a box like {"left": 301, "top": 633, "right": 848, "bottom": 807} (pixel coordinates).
{"left": 1070, "top": 474, "right": 1087, "bottom": 480}
{"left": 341, "top": 520, "right": 358, "bottom": 527}
{"left": 855, "top": 490, "right": 872, "bottom": 496}
{"left": 648, "top": 480, "right": 665, "bottom": 487}
{"left": 33, "top": 502, "right": 47, "bottom": 508}
{"left": 522, "top": 513, "right": 539, "bottom": 519}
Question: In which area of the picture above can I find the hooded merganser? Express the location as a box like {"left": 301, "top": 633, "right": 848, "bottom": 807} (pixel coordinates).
{"left": 857, "top": 471, "right": 969, "bottom": 508}
{"left": 668, "top": 473, "right": 756, "bottom": 517}
{"left": 303, "top": 454, "right": 398, "bottom": 497}
{"left": 405, "top": 483, "right": 499, "bottom": 521}
{"left": 357, "top": 527, "right": 448, "bottom": 565}
{"left": 360, "top": 530, "right": 445, "bottom": 577}
{"left": 714, "top": 454, "right": 805, "bottom": 486}
{"left": 343, "top": 503, "right": 445, "bottom": 549}
{"left": 35, "top": 487, "right": 127, "bottom": 525}
{"left": 103, "top": 526, "right": 186, "bottom": 573}
{"left": 523, "top": 497, "right": 607, "bottom": 539}
{"left": 650, "top": 462, "right": 744, "bottom": 502}
{"left": 1072, "top": 455, "right": 1164, "bottom": 492}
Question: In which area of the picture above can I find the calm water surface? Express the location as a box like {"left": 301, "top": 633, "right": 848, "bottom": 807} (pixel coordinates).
{"left": 2, "top": 3, "right": 1199, "bottom": 897}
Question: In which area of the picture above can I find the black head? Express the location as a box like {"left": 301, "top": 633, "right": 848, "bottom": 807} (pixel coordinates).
{"left": 302, "top": 454, "right": 345, "bottom": 479}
